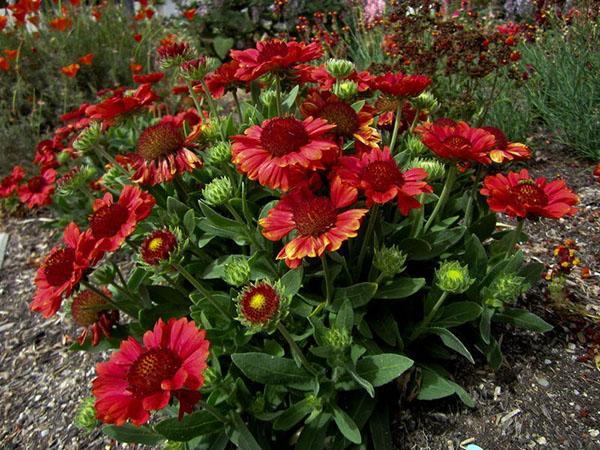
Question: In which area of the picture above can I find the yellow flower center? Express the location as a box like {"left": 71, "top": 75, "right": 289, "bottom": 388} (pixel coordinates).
{"left": 249, "top": 293, "right": 267, "bottom": 310}
{"left": 148, "top": 237, "right": 163, "bottom": 251}
{"left": 446, "top": 269, "right": 463, "bottom": 282}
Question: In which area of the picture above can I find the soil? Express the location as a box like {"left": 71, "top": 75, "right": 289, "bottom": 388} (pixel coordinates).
{"left": 0, "top": 146, "right": 598, "bottom": 450}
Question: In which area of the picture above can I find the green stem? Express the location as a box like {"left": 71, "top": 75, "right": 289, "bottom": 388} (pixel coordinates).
{"left": 389, "top": 101, "right": 403, "bottom": 153}
{"left": 463, "top": 166, "right": 484, "bottom": 228}
{"left": 410, "top": 291, "right": 448, "bottom": 341}
{"left": 356, "top": 204, "right": 379, "bottom": 277}
{"left": 185, "top": 79, "right": 204, "bottom": 115}
{"left": 225, "top": 202, "right": 265, "bottom": 253}
{"left": 172, "top": 262, "right": 229, "bottom": 319}
{"left": 505, "top": 218, "right": 524, "bottom": 258}
{"left": 410, "top": 194, "right": 425, "bottom": 237}
{"left": 199, "top": 400, "right": 229, "bottom": 424}
{"left": 109, "top": 281, "right": 140, "bottom": 305}
{"left": 321, "top": 254, "right": 333, "bottom": 304}
{"left": 81, "top": 280, "right": 123, "bottom": 314}
{"left": 274, "top": 75, "right": 282, "bottom": 116}
{"left": 277, "top": 323, "right": 319, "bottom": 377}
{"left": 423, "top": 166, "right": 457, "bottom": 234}
{"left": 232, "top": 89, "right": 244, "bottom": 123}
{"left": 375, "top": 272, "right": 386, "bottom": 285}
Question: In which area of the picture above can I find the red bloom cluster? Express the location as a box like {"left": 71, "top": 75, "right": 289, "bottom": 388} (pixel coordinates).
{"left": 371, "top": 72, "right": 432, "bottom": 98}
{"left": 85, "top": 84, "right": 159, "bottom": 127}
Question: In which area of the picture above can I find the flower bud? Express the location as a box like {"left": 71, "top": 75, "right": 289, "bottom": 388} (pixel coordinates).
{"left": 260, "top": 89, "right": 277, "bottom": 108}
{"left": 333, "top": 80, "right": 359, "bottom": 101}
{"left": 236, "top": 281, "right": 288, "bottom": 334}
{"left": 74, "top": 397, "right": 98, "bottom": 431}
{"left": 406, "top": 158, "right": 446, "bottom": 181}
{"left": 56, "top": 151, "right": 71, "bottom": 165}
{"left": 436, "top": 261, "right": 474, "bottom": 293}
{"left": 324, "top": 327, "right": 352, "bottom": 351}
{"left": 489, "top": 273, "right": 528, "bottom": 304}
{"left": 224, "top": 256, "right": 251, "bottom": 287}
{"left": 412, "top": 91, "right": 439, "bottom": 114}
{"left": 373, "top": 245, "right": 406, "bottom": 278}
{"left": 157, "top": 41, "right": 194, "bottom": 69}
{"left": 206, "top": 141, "right": 232, "bottom": 164}
{"left": 140, "top": 229, "right": 178, "bottom": 265}
{"left": 202, "top": 176, "right": 232, "bottom": 206}
{"left": 406, "top": 134, "right": 427, "bottom": 155}
{"left": 73, "top": 121, "right": 102, "bottom": 153}
{"left": 181, "top": 56, "right": 220, "bottom": 80}
{"left": 325, "top": 58, "right": 355, "bottom": 78}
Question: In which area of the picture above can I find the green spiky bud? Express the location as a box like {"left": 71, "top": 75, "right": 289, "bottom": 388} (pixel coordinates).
{"left": 73, "top": 122, "right": 102, "bottom": 153}
{"left": 57, "top": 165, "right": 97, "bottom": 196}
{"left": 74, "top": 397, "right": 98, "bottom": 431}
{"left": 163, "top": 441, "right": 184, "bottom": 450}
{"left": 489, "top": 273, "right": 529, "bottom": 304}
{"left": 260, "top": 89, "right": 277, "bottom": 108}
{"left": 206, "top": 141, "right": 232, "bottom": 164}
{"left": 249, "top": 395, "right": 266, "bottom": 415}
{"left": 373, "top": 245, "right": 407, "bottom": 278}
{"left": 202, "top": 176, "right": 232, "bottom": 206}
{"left": 325, "top": 58, "right": 355, "bottom": 78}
{"left": 436, "top": 261, "right": 474, "bottom": 294}
{"left": 333, "top": 80, "right": 359, "bottom": 101}
{"left": 56, "top": 151, "right": 71, "bottom": 165}
{"left": 180, "top": 56, "right": 220, "bottom": 80}
{"left": 412, "top": 91, "right": 439, "bottom": 114}
{"left": 406, "top": 158, "right": 446, "bottom": 181}
{"left": 324, "top": 328, "right": 352, "bottom": 351}
{"left": 224, "top": 256, "right": 251, "bottom": 287}
{"left": 406, "top": 134, "right": 427, "bottom": 156}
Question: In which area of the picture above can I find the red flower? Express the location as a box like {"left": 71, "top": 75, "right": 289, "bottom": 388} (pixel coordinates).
{"left": 71, "top": 288, "right": 119, "bottom": 346}
{"left": 140, "top": 229, "right": 177, "bottom": 264}
{"left": 61, "top": 63, "right": 80, "bottom": 78}
{"left": 480, "top": 169, "right": 578, "bottom": 219}
{"left": 0, "top": 15, "right": 8, "bottom": 31}
{"left": 372, "top": 72, "right": 431, "bottom": 97}
{"left": 231, "top": 116, "right": 338, "bottom": 191}
{"left": 85, "top": 84, "right": 159, "bottom": 127}
{"left": 31, "top": 223, "right": 99, "bottom": 318}
{"left": 91, "top": 6, "right": 102, "bottom": 21}
{"left": 0, "top": 166, "right": 25, "bottom": 198}
{"left": 239, "top": 282, "right": 281, "bottom": 325}
{"left": 300, "top": 91, "right": 380, "bottom": 151}
{"left": 183, "top": 8, "right": 196, "bottom": 20}
{"left": 33, "top": 139, "right": 59, "bottom": 170}
{"left": 8, "top": 0, "right": 41, "bottom": 25}
{"left": 0, "top": 56, "right": 9, "bottom": 72}
{"left": 416, "top": 121, "right": 495, "bottom": 165}
{"left": 3, "top": 49, "right": 18, "bottom": 60}
{"left": 49, "top": 16, "right": 72, "bottom": 31}
{"left": 88, "top": 185, "right": 155, "bottom": 253}
{"left": 259, "top": 179, "right": 368, "bottom": 268}
{"left": 133, "top": 72, "right": 164, "bottom": 84}
{"left": 133, "top": 33, "right": 142, "bottom": 43}
{"left": 78, "top": 53, "right": 95, "bottom": 65}
{"left": 117, "top": 115, "right": 203, "bottom": 186}
{"left": 157, "top": 41, "right": 191, "bottom": 62}
{"left": 18, "top": 169, "right": 56, "bottom": 208}
{"left": 204, "top": 61, "right": 243, "bottom": 99}
{"left": 593, "top": 163, "right": 600, "bottom": 183}
{"left": 231, "top": 39, "right": 323, "bottom": 81}
{"left": 480, "top": 126, "right": 531, "bottom": 163}
{"left": 93, "top": 317, "right": 210, "bottom": 425}
{"left": 335, "top": 147, "right": 432, "bottom": 215}
{"left": 130, "top": 63, "right": 143, "bottom": 74}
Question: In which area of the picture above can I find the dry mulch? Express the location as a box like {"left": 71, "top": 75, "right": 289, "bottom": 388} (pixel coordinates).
{"left": 0, "top": 147, "right": 598, "bottom": 450}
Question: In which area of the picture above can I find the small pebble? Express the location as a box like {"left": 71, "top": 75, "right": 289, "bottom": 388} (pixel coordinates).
{"left": 536, "top": 377, "right": 550, "bottom": 387}
{"left": 589, "top": 429, "right": 599, "bottom": 438}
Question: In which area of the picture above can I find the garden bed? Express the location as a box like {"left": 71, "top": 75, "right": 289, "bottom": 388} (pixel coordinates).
{"left": 1, "top": 145, "right": 597, "bottom": 450}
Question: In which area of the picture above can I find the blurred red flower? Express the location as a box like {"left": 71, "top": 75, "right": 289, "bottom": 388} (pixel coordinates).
{"left": 0, "top": 166, "right": 26, "bottom": 198}
{"left": 79, "top": 53, "right": 95, "bottom": 65}
{"left": 183, "top": 8, "right": 196, "bottom": 20}
{"left": 18, "top": 168, "right": 56, "bottom": 208}
{"left": 49, "top": 16, "right": 72, "bottom": 31}
{"left": 61, "top": 63, "right": 80, "bottom": 77}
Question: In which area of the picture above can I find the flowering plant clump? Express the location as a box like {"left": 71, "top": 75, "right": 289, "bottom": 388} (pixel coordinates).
{"left": 3, "top": 33, "right": 581, "bottom": 448}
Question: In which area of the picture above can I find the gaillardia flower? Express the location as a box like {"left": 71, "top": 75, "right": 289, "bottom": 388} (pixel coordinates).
{"left": 140, "top": 229, "right": 178, "bottom": 265}
{"left": 231, "top": 39, "right": 323, "bottom": 81}
{"left": 480, "top": 126, "right": 531, "bottom": 163}
{"left": 480, "top": 169, "right": 578, "bottom": 219}
{"left": 416, "top": 120, "right": 495, "bottom": 165}
{"left": 236, "top": 281, "right": 287, "bottom": 332}
{"left": 231, "top": 116, "right": 338, "bottom": 191}
{"left": 0, "top": 165, "right": 25, "bottom": 198}
{"left": 85, "top": 84, "right": 159, "bottom": 127}
{"left": 259, "top": 179, "right": 368, "bottom": 268}
{"left": 117, "top": 115, "right": 203, "bottom": 186}
{"left": 372, "top": 72, "right": 432, "bottom": 98}
{"left": 18, "top": 169, "right": 56, "bottom": 208}
{"left": 204, "top": 60, "right": 244, "bottom": 99}
{"left": 93, "top": 317, "right": 210, "bottom": 425}
{"left": 31, "top": 223, "right": 99, "bottom": 318}
{"left": 300, "top": 91, "right": 380, "bottom": 151}
{"left": 335, "top": 147, "right": 432, "bottom": 215}
{"left": 71, "top": 288, "right": 119, "bottom": 346}
{"left": 89, "top": 185, "right": 155, "bottom": 253}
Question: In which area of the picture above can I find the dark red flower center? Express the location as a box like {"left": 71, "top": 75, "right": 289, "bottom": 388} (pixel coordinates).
{"left": 43, "top": 248, "right": 75, "bottom": 286}
{"left": 364, "top": 160, "right": 402, "bottom": 191}
{"left": 27, "top": 176, "right": 45, "bottom": 193}
{"left": 443, "top": 135, "right": 471, "bottom": 154}
{"left": 321, "top": 102, "right": 359, "bottom": 138}
{"left": 136, "top": 122, "right": 185, "bottom": 161}
{"left": 141, "top": 230, "right": 177, "bottom": 265}
{"left": 260, "top": 118, "right": 309, "bottom": 157}
{"left": 511, "top": 179, "right": 547, "bottom": 206}
{"left": 128, "top": 348, "right": 181, "bottom": 396}
{"left": 71, "top": 289, "right": 107, "bottom": 327}
{"left": 293, "top": 197, "right": 337, "bottom": 236}
{"left": 257, "top": 41, "right": 289, "bottom": 62}
{"left": 481, "top": 126, "right": 508, "bottom": 150}
{"left": 240, "top": 283, "right": 280, "bottom": 324}
{"left": 90, "top": 203, "right": 129, "bottom": 238}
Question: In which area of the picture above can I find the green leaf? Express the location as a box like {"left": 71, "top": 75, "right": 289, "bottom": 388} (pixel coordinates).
{"left": 228, "top": 411, "right": 262, "bottom": 450}
{"left": 473, "top": 213, "right": 496, "bottom": 240}
{"left": 283, "top": 85, "right": 300, "bottom": 110}
{"left": 494, "top": 308, "right": 552, "bottom": 332}
{"left": 102, "top": 425, "right": 163, "bottom": 445}
{"left": 332, "top": 406, "right": 362, "bottom": 444}
{"left": 280, "top": 267, "right": 303, "bottom": 297}
{"left": 333, "top": 282, "right": 378, "bottom": 308}
{"left": 371, "top": 308, "right": 400, "bottom": 346}
{"left": 335, "top": 299, "right": 354, "bottom": 332}
{"left": 231, "top": 353, "right": 314, "bottom": 386}
{"left": 519, "top": 262, "right": 545, "bottom": 285}
{"left": 166, "top": 196, "right": 188, "bottom": 217}
{"left": 434, "top": 302, "right": 483, "bottom": 328}
{"left": 465, "top": 233, "right": 487, "bottom": 279}
{"left": 397, "top": 237, "right": 432, "bottom": 259}
{"left": 350, "top": 100, "right": 365, "bottom": 112}
{"left": 480, "top": 307, "right": 494, "bottom": 344}
{"left": 183, "top": 209, "right": 196, "bottom": 234}
{"left": 273, "top": 398, "right": 313, "bottom": 430}
{"left": 296, "top": 413, "right": 330, "bottom": 450}
{"left": 146, "top": 285, "right": 189, "bottom": 306}
{"left": 213, "top": 36, "right": 234, "bottom": 59}
{"left": 375, "top": 277, "right": 425, "bottom": 299}
{"left": 417, "top": 367, "right": 455, "bottom": 401}
{"left": 356, "top": 354, "right": 414, "bottom": 387}
{"left": 347, "top": 364, "right": 375, "bottom": 397}
{"left": 154, "top": 410, "right": 222, "bottom": 441}
{"left": 369, "top": 402, "right": 392, "bottom": 450}
{"left": 428, "top": 327, "right": 475, "bottom": 363}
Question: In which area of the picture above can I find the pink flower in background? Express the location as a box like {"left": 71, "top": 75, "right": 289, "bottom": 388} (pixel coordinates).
{"left": 363, "top": 0, "right": 385, "bottom": 24}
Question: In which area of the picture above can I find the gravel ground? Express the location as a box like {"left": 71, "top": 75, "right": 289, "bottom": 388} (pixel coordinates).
{"left": 0, "top": 147, "right": 598, "bottom": 450}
